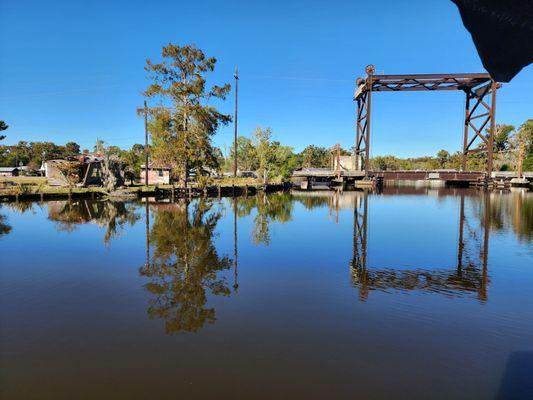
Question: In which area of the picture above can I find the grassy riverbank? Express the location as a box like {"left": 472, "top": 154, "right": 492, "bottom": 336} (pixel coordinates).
{"left": 0, "top": 176, "right": 285, "bottom": 201}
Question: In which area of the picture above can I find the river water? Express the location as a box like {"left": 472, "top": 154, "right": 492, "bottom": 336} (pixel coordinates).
{"left": 1, "top": 188, "right": 532, "bottom": 399}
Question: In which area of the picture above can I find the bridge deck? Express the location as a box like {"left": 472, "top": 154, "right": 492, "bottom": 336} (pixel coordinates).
{"left": 292, "top": 169, "right": 532, "bottom": 182}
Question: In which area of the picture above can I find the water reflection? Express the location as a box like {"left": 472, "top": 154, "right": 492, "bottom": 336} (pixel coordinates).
{"left": 47, "top": 200, "right": 140, "bottom": 243}
{"left": 0, "top": 206, "right": 11, "bottom": 236}
{"left": 140, "top": 199, "right": 232, "bottom": 334}
{"left": 235, "top": 192, "right": 293, "bottom": 245}
{"left": 350, "top": 189, "right": 492, "bottom": 301}
{"left": 292, "top": 188, "right": 533, "bottom": 301}
{"left": 3, "top": 188, "right": 529, "bottom": 334}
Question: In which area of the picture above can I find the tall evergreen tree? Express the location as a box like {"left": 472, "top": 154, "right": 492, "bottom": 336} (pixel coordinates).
{"left": 143, "top": 44, "right": 231, "bottom": 187}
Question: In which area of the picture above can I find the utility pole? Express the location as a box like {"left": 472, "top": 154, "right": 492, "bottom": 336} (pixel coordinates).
{"left": 233, "top": 67, "right": 239, "bottom": 178}
{"left": 144, "top": 100, "right": 149, "bottom": 187}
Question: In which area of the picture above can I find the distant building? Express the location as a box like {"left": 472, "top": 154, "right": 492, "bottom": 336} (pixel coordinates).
{"left": 0, "top": 166, "right": 32, "bottom": 177}
{"left": 0, "top": 167, "right": 20, "bottom": 177}
{"left": 332, "top": 155, "right": 357, "bottom": 172}
{"left": 140, "top": 163, "right": 172, "bottom": 185}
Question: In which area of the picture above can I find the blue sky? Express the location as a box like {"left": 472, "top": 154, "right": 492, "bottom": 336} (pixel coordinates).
{"left": 0, "top": 0, "right": 531, "bottom": 157}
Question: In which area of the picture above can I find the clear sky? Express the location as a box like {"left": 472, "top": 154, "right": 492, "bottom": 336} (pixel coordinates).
{"left": 1, "top": 0, "right": 531, "bottom": 158}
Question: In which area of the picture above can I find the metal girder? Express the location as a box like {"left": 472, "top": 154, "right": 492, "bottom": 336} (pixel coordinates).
{"left": 461, "top": 80, "right": 498, "bottom": 175}
{"left": 354, "top": 73, "right": 492, "bottom": 100}
{"left": 354, "top": 65, "right": 499, "bottom": 178}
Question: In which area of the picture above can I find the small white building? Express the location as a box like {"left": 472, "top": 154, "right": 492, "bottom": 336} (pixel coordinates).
{"left": 140, "top": 163, "right": 171, "bottom": 185}
{"left": 0, "top": 167, "right": 20, "bottom": 177}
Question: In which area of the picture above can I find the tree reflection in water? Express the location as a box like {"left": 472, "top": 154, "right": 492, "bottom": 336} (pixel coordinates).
{"left": 0, "top": 206, "right": 11, "bottom": 236}
{"left": 140, "top": 199, "right": 232, "bottom": 334}
{"left": 487, "top": 189, "right": 533, "bottom": 243}
{"left": 235, "top": 192, "right": 293, "bottom": 245}
{"left": 47, "top": 200, "right": 140, "bottom": 244}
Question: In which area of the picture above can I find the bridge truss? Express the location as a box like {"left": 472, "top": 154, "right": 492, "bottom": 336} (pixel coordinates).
{"left": 354, "top": 65, "right": 499, "bottom": 178}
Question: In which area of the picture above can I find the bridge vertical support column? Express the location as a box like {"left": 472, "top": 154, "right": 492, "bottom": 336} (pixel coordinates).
{"left": 364, "top": 66, "right": 374, "bottom": 178}
{"left": 461, "top": 94, "right": 471, "bottom": 171}
{"left": 355, "top": 65, "right": 375, "bottom": 178}
{"left": 461, "top": 80, "right": 499, "bottom": 179}
{"left": 487, "top": 80, "right": 497, "bottom": 180}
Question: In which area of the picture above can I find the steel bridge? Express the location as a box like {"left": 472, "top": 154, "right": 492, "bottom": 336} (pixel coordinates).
{"left": 355, "top": 65, "right": 499, "bottom": 178}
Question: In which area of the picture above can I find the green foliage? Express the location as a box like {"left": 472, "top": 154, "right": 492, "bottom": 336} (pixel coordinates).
{"left": 493, "top": 124, "right": 515, "bottom": 152}
{"left": 0, "top": 141, "right": 82, "bottom": 168}
{"left": 518, "top": 119, "right": 533, "bottom": 154}
{"left": 523, "top": 155, "right": 533, "bottom": 172}
{"left": 144, "top": 43, "right": 231, "bottom": 186}
{"left": 499, "top": 164, "right": 510, "bottom": 171}
{"left": 436, "top": 150, "right": 450, "bottom": 168}
{"left": 0, "top": 120, "right": 7, "bottom": 141}
{"left": 228, "top": 136, "right": 257, "bottom": 171}
{"left": 299, "top": 145, "right": 330, "bottom": 168}
{"left": 120, "top": 144, "right": 144, "bottom": 184}
{"left": 64, "top": 142, "right": 80, "bottom": 156}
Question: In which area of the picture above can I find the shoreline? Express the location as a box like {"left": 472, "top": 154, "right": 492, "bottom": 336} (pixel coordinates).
{"left": 0, "top": 182, "right": 291, "bottom": 202}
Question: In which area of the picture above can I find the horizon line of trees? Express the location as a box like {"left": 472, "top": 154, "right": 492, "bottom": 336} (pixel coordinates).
{"left": 1, "top": 118, "right": 532, "bottom": 182}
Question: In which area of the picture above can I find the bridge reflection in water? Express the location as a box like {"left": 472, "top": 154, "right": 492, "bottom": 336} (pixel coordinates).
{"left": 349, "top": 189, "right": 491, "bottom": 301}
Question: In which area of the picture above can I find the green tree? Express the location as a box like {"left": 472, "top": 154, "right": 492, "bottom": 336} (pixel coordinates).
{"left": 228, "top": 136, "right": 257, "bottom": 172}
{"left": 492, "top": 124, "right": 515, "bottom": 152}
{"left": 299, "top": 145, "right": 329, "bottom": 168}
{"left": 271, "top": 142, "right": 298, "bottom": 180}
{"left": 371, "top": 155, "right": 400, "bottom": 171}
{"left": 144, "top": 43, "right": 231, "bottom": 187}
{"left": 436, "top": 149, "right": 450, "bottom": 168}
{"left": 517, "top": 119, "right": 533, "bottom": 154}
{"left": 0, "top": 120, "right": 7, "bottom": 141}
{"left": 253, "top": 127, "right": 276, "bottom": 183}
{"left": 120, "top": 144, "right": 144, "bottom": 184}
{"left": 64, "top": 142, "right": 81, "bottom": 156}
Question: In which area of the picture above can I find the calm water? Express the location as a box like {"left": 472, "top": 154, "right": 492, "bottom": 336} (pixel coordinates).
{"left": 1, "top": 188, "right": 533, "bottom": 399}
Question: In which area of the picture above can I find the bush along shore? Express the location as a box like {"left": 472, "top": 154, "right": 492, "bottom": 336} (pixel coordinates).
{"left": 0, "top": 181, "right": 292, "bottom": 202}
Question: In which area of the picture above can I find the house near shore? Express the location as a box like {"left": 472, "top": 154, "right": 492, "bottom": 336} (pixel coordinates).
{"left": 0, "top": 166, "right": 33, "bottom": 177}
{"left": 0, "top": 167, "right": 21, "bottom": 177}
{"left": 140, "top": 163, "right": 172, "bottom": 185}
{"left": 45, "top": 154, "right": 124, "bottom": 187}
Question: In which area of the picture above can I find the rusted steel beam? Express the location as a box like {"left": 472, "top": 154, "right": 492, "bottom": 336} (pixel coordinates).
{"left": 487, "top": 80, "right": 497, "bottom": 177}
{"left": 371, "top": 73, "right": 491, "bottom": 80}
{"left": 354, "top": 65, "right": 499, "bottom": 177}
{"left": 354, "top": 72, "right": 493, "bottom": 100}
